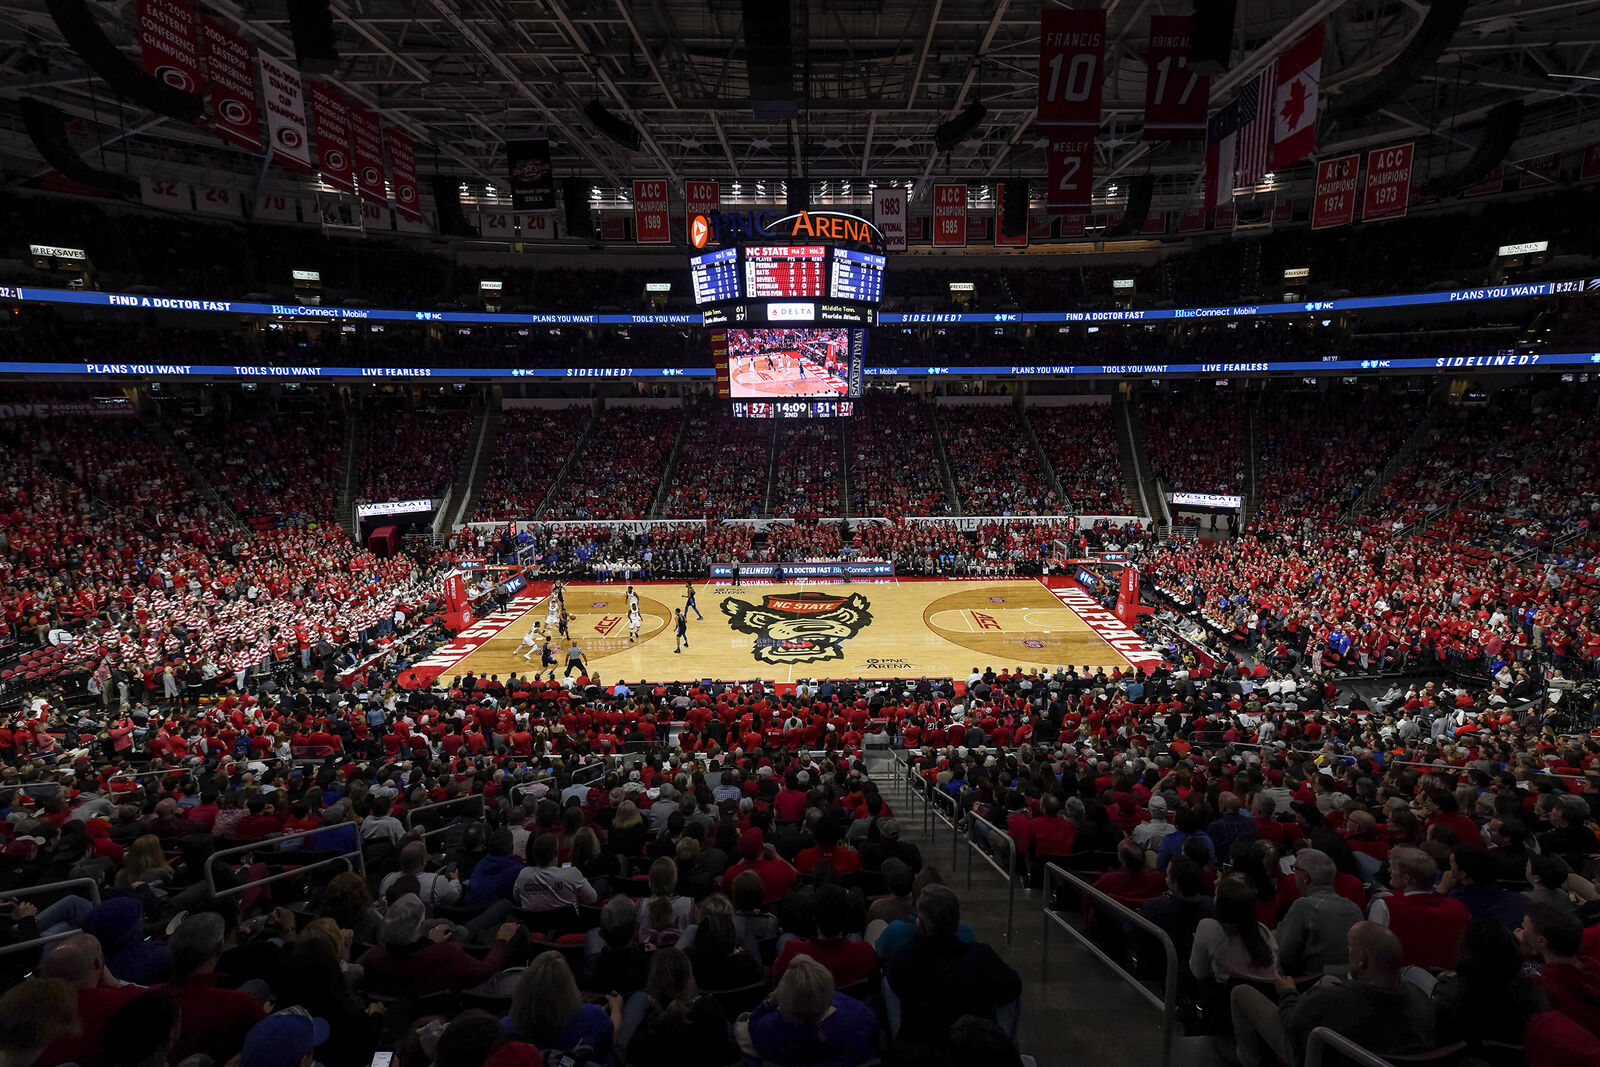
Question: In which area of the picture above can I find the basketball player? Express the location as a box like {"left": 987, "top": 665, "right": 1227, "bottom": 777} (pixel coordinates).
{"left": 627, "top": 601, "right": 642, "bottom": 642}
{"left": 544, "top": 594, "right": 561, "bottom": 633}
{"left": 540, "top": 636, "right": 556, "bottom": 671}
{"left": 515, "top": 626, "right": 539, "bottom": 661}
{"left": 626, "top": 585, "right": 639, "bottom": 610}
{"left": 684, "top": 580, "right": 703, "bottom": 621}
{"left": 557, "top": 608, "right": 571, "bottom": 640}
{"left": 673, "top": 608, "right": 689, "bottom": 653}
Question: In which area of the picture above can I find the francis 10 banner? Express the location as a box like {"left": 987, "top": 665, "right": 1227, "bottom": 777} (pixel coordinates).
{"left": 1038, "top": 8, "right": 1106, "bottom": 127}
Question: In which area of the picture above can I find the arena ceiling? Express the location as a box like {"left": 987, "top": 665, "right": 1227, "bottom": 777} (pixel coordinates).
{"left": 3, "top": 0, "right": 1600, "bottom": 211}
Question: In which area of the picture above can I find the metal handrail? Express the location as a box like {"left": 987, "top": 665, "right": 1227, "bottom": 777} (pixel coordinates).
{"left": 965, "top": 811, "right": 1017, "bottom": 944}
{"left": 928, "top": 785, "right": 961, "bottom": 869}
{"left": 205, "top": 824, "right": 367, "bottom": 899}
{"left": 0, "top": 878, "right": 105, "bottom": 959}
{"left": 1042, "top": 862, "right": 1178, "bottom": 1067}
{"left": 1303, "top": 1026, "right": 1420, "bottom": 1067}
{"left": 404, "top": 793, "right": 488, "bottom": 831}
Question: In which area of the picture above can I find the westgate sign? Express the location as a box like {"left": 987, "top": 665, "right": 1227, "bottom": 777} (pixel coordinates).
{"left": 690, "top": 209, "right": 884, "bottom": 250}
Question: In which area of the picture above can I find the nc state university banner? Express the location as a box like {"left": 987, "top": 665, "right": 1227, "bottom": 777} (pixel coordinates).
{"left": 506, "top": 139, "right": 554, "bottom": 212}
{"left": 1143, "top": 15, "right": 1208, "bottom": 140}
{"left": 1310, "top": 153, "right": 1358, "bottom": 230}
{"left": 1045, "top": 131, "right": 1094, "bottom": 213}
{"left": 138, "top": 0, "right": 201, "bottom": 98}
{"left": 1038, "top": 8, "right": 1106, "bottom": 127}
{"left": 995, "top": 184, "right": 1027, "bottom": 247}
{"left": 685, "top": 180, "right": 718, "bottom": 244}
{"left": 386, "top": 127, "right": 421, "bottom": 221}
{"left": 200, "top": 18, "right": 260, "bottom": 152}
{"left": 873, "top": 188, "right": 907, "bottom": 251}
{"left": 348, "top": 104, "right": 387, "bottom": 205}
{"left": 1362, "top": 142, "right": 1413, "bottom": 222}
{"left": 308, "top": 81, "right": 353, "bottom": 193}
{"left": 258, "top": 52, "right": 311, "bottom": 171}
{"left": 633, "top": 179, "right": 670, "bottom": 243}
{"left": 932, "top": 183, "right": 967, "bottom": 247}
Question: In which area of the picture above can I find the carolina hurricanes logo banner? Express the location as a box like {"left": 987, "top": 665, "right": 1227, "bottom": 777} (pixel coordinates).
{"left": 721, "top": 591, "right": 873, "bottom": 665}
{"left": 348, "top": 104, "right": 387, "bottom": 205}
{"left": 258, "top": 52, "right": 311, "bottom": 172}
{"left": 309, "top": 81, "right": 353, "bottom": 193}
{"left": 386, "top": 128, "right": 421, "bottom": 222}
{"left": 200, "top": 17, "right": 260, "bottom": 152}
{"left": 138, "top": 0, "right": 201, "bottom": 99}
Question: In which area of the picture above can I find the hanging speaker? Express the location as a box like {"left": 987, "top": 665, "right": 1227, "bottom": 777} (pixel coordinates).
{"left": 1104, "top": 175, "right": 1154, "bottom": 238}
{"left": 1189, "top": 0, "right": 1237, "bottom": 76}
{"left": 1424, "top": 100, "right": 1524, "bottom": 198}
{"left": 287, "top": 0, "right": 339, "bottom": 73}
{"left": 582, "top": 100, "right": 642, "bottom": 152}
{"left": 20, "top": 97, "right": 138, "bottom": 197}
{"left": 1329, "top": 0, "right": 1467, "bottom": 124}
{"left": 935, "top": 100, "right": 987, "bottom": 153}
{"left": 1002, "top": 180, "right": 1029, "bottom": 237}
{"left": 743, "top": 0, "right": 796, "bottom": 120}
{"left": 563, "top": 177, "right": 594, "bottom": 241}
{"left": 430, "top": 175, "right": 475, "bottom": 237}
{"left": 44, "top": 0, "right": 202, "bottom": 121}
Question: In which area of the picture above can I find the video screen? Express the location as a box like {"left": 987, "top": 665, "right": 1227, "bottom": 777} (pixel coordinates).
{"left": 690, "top": 247, "right": 740, "bottom": 305}
{"left": 724, "top": 328, "right": 863, "bottom": 398}
{"left": 743, "top": 245, "right": 826, "bottom": 299}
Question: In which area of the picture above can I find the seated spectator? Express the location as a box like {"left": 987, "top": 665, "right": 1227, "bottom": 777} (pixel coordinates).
{"left": 1013, "top": 794, "right": 1076, "bottom": 867}
{"left": 1522, "top": 901, "right": 1600, "bottom": 1036}
{"left": 1138, "top": 857, "right": 1214, "bottom": 965}
{"left": 866, "top": 859, "right": 916, "bottom": 928}
{"left": 1155, "top": 806, "right": 1215, "bottom": 872}
{"left": 730, "top": 871, "right": 782, "bottom": 961}
{"left": 432, "top": 1010, "right": 540, "bottom": 1067}
{"left": 1369, "top": 847, "right": 1472, "bottom": 971}
{"left": 771, "top": 885, "right": 877, "bottom": 989}
{"left": 358, "top": 895, "right": 519, "bottom": 997}
{"left": 1189, "top": 877, "right": 1279, "bottom": 985}
{"left": 464, "top": 828, "right": 523, "bottom": 909}
{"left": 81, "top": 897, "right": 170, "bottom": 986}
{"left": 860, "top": 819, "right": 920, "bottom": 874}
{"left": 873, "top": 867, "right": 976, "bottom": 962}
{"left": 508, "top": 951, "right": 622, "bottom": 1063}
{"left": 1230, "top": 922, "right": 1434, "bottom": 1067}
{"left": 740, "top": 955, "right": 879, "bottom": 1067}
{"left": 1432, "top": 920, "right": 1548, "bottom": 1048}
{"left": 238, "top": 1007, "right": 333, "bottom": 1067}
{"left": 1275, "top": 848, "right": 1362, "bottom": 977}
{"left": 637, "top": 857, "right": 696, "bottom": 946}
{"left": 282, "top": 919, "right": 381, "bottom": 1067}
{"left": 581, "top": 896, "right": 649, "bottom": 996}
{"left": 794, "top": 817, "right": 862, "bottom": 876}
{"left": 103, "top": 990, "right": 182, "bottom": 1067}
{"left": 682, "top": 895, "right": 763, "bottom": 991}
{"left": 158, "top": 911, "right": 265, "bottom": 1064}
{"left": 35, "top": 932, "right": 144, "bottom": 1067}
{"left": 0, "top": 978, "right": 80, "bottom": 1067}
{"left": 726, "top": 830, "right": 798, "bottom": 905}
{"left": 380, "top": 840, "right": 464, "bottom": 913}
{"left": 515, "top": 833, "right": 598, "bottom": 912}
{"left": 1446, "top": 847, "right": 1527, "bottom": 931}
{"left": 622, "top": 947, "right": 736, "bottom": 1067}
{"left": 884, "top": 885, "right": 1021, "bottom": 1044}
{"left": 1094, "top": 840, "right": 1167, "bottom": 906}
{"left": 319, "top": 872, "right": 383, "bottom": 948}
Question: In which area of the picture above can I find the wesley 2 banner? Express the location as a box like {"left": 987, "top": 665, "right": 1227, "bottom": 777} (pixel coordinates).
{"left": 506, "top": 139, "right": 554, "bottom": 212}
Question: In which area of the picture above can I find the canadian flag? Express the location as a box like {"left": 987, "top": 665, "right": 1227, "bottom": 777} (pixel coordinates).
{"left": 1271, "top": 24, "right": 1324, "bottom": 170}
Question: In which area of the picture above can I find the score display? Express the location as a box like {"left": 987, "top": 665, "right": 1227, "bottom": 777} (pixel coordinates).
{"left": 732, "top": 401, "right": 855, "bottom": 418}
{"left": 743, "top": 245, "right": 826, "bottom": 299}
{"left": 830, "top": 248, "right": 885, "bottom": 303}
{"left": 690, "top": 247, "right": 740, "bottom": 305}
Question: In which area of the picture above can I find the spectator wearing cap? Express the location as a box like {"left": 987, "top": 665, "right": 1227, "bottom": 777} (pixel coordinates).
{"left": 771, "top": 884, "right": 878, "bottom": 989}
{"left": 358, "top": 895, "right": 521, "bottom": 998}
{"left": 157, "top": 912, "right": 265, "bottom": 1064}
{"left": 861, "top": 819, "right": 921, "bottom": 874}
{"left": 726, "top": 829, "right": 798, "bottom": 904}
{"left": 1131, "top": 794, "right": 1176, "bottom": 850}
{"left": 81, "top": 898, "right": 170, "bottom": 986}
{"left": 1275, "top": 848, "right": 1363, "bottom": 977}
{"left": 1369, "top": 847, "right": 1472, "bottom": 971}
{"left": 237, "top": 1008, "right": 329, "bottom": 1067}
{"left": 885, "top": 885, "right": 1020, "bottom": 1045}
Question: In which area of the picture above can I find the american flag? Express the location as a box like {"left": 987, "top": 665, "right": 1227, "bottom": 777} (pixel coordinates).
{"left": 1233, "top": 62, "right": 1278, "bottom": 188}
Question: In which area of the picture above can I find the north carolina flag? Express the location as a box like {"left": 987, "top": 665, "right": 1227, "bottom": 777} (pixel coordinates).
{"left": 1205, "top": 64, "right": 1275, "bottom": 210}
{"left": 1204, "top": 96, "right": 1243, "bottom": 211}
{"left": 1272, "top": 25, "right": 1325, "bottom": 170}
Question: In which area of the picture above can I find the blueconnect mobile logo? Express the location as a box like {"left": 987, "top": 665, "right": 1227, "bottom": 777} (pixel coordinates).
{"left": 1591, "top": 353, "right": 1600, "bottom": 363}
{"left": 413, "top": 311, "right": 440, "bottom": 321}
{"left": 1359, "top": 360, "right": 1392, "bottom": 369}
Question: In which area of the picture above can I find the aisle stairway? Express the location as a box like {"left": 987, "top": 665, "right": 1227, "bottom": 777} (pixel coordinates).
{"left": 337, "top": 414, "right": 361, "bottom": 540}
{"left": 1113, "top": 394, "right": 1162, "bottom": 523}
{"left": 1020, "top": 405, "right": 1070, "bottom": 511}
{"left": 447, "top": 391, "right": 502, "bottom": 527}
{"left": 540, "top": 407, "right": 601, "bottom": 520}
{"left": 928, "top": 404, "right": 963, "bottom": 514}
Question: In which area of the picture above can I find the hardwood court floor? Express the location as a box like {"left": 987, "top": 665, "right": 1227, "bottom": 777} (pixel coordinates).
{"left": 452, "top": 579, "right": 1132, "bottom": 684}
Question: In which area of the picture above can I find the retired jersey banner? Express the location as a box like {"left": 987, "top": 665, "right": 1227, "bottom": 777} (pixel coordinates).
{"left": 200, "top": 18, "right": 260, "bottom": 152}
{"left": 258, "top": 52, "right": 311, "bottom": 172}
{"left": 994, "top": 184, "right": 1027, "bottom": 247}
{"left": 1144, "top": 15, "right": 1208, "bottom": 140}
{"left": 386, "top": 127, "right": 421, "bottom": 221}
{"left": 633, "top": 179, "right": 670, "bottom": 243}
{"left": 1462, "top": 164, "right": 1505, "bottom": 198}
{"left": 1045, "top": 131, "right": 1095, "bottom": 213}
{"left": 481, "top": 211, "right": 514, "bottom": 239}
{"left": 140, "top": 177, "right": 191, "bottom": 210}
{"left": 932, "top": 184, "right": 968, "bottom": 247}
{"left": 138, "top": 0, "right": 201, "bottom": 96}
{"left": 506, "top": 139, "right": 554, "bottom": 212}
{"left": 1311, "top": 153, "right": 1358, "bottom": 230}
{"left": 1362, "top": 143, "right": 1413, "bottom": 222}
{"left": 1518, "top": 152, "right": 1561, "bottom": 189}
{"left": 685, "top": 180, "right": 718, "bottom": 244}
{"left": 308, "top": 81, "right": 353, "bottom": 193}
{"left": 517, "top": 214, "right": 555, "bottom": 240}
{"left": 194, "top": 185, "right": 243, "bottom": 218}
{"left": 873, "top": 187, "right": 908, "bottom": 251}
{"left": 348, "top": 104, "right": 386, "bottom": 205}
{"left": 1177, "top": 205, "right": 1206, "bottom": 232}
{"left": 1039, "top": 8, "right": 1106, "bottom": 127}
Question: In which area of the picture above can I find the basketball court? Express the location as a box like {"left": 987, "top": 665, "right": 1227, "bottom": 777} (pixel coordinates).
{"left": 437, "top": 578, "right": 1153, "bottom": 686}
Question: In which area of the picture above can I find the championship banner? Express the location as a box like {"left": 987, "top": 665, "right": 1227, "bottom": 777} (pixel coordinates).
{"left": 1143, "top": 15, "right": 1208, "bottom": 140}
{"left": 1141, "top": 210, "right": 1167, "bottom": 236}
{"left": 1362, "top": 142, "right": 1413, "bottom": 222}
{"left": 599, "top": 216, "right": 628, "bottom": 242}
{"left": 1045, "top": 131, "right": 1094, "bottom": 213}
{"left": 1272, "top": 198, "right": 1293, "bottom": 225}
{"left": 1058, "top": 214, "right": 1087, "bottom": 238}
{"left": 1583, "top": 144, "right": 1600, "bottom": 182}
{"left": 506, "top": 139, "right": 554, "bottom": 212}
{"left": 872, "top": 187, "right": 908, "bottom": 251}
{"left": 1038, "top": 8, "right": 1106, "bottom": 127}
{"left": 386, "top": 127, "right": 421, "bottom": 221}
{"left": 1214, "top": 202, "right": 1236, "bottom": 230}
{"left": 258, "top": 52, "right": 311, "bottom": 172}
{"left": 1517, "top": 152, "right": 1560, "bottom": 189}
{"left": 1311, "top": 153, "right": 1358, "bottom": 229}
{"left": 308, "top": 81, "right": 353, "bottom": 193}
{"left": 994, "top": 183, "right": 1027, "bottom": 247}
{"left": 1462, "top": 164, "right": 1505, "bottom": 198}
{"left": 348, "top": 104, "right": 387, "bottom": 205}
{"left": 633, "top": 179, "right": 670, "bottom": 243}
{"left": 200, "top": 18, "right": 260, "bottom": 152}
{"left": 685, "top": 180, "right": 718, "bottom": 244}
{"left": 932, "top": 183, "right": 967, "bottom": 247}
{"left": 137, "top": 0, "right": 201, "bottom": 96}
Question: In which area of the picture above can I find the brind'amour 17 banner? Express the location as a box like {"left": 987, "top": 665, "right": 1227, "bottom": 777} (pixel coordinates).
{"left": 1045, "top": 131, "right": 1095, "bottom": 213}
{"left": 994, "top": 184, "right": 1027, "bottom": 248}
{"left": 1311, "top": 153, "right": 1359, "bottom": 230}
{"left": 199, "top": 17, "right": 260, "bottom": 153}
{"left": 1038, "top": 8, "right": 1106, "bottom": 127}
{"left": 308, "top": 81, "right": 353, "bottom": 193}
{"left": 138, "top": 0, "right": 201, "bottom": 96}
{"left": 633, "top": 179, "right": 670, "bottom": 243}
{"left": 386, "top": 127, "right": 421, "bottom": 222}
{"left": 932, "top": 183, "right": 968, "bottom": 247}
{"left": 1362, "top": 142, "right": 1413, "bottom": 222}
{"left": 1143, "top": 15, "right": 1208, "bottom": 140}
{"left": 258, "top": 52, "right": 311, "bottom": 172}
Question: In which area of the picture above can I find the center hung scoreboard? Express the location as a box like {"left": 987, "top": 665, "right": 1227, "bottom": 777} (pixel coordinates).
{"left": 692, "top": 209, "right": 887, "bottom": 407}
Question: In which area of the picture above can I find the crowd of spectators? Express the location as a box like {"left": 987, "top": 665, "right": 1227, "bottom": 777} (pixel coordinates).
{"left": 770, "top": 423, "right": 841, "bottom": 521}
{"left": 660, "top": 408, "right": 769, "bottom": 521}
{"left": 357, "top": 401, "right": 477, "bottom": 504}
{"left": 473, "top": 407, "right": 592, "bottom": 522}
{"left": 544, "top": 409, "right": 681, "bottom": 522}
{"left": 937, "top": 406, "right": 1058, "bottom": 516}
{"left": 173, "top": 399, "right": 347, "bottom": 529}
{"left": 1140, "top": 391, "right": 1247, "bottom": 495}
{"left": 1026, "top": 403, "right": 1130, "bottom": 513}
{"left": 849, "top": 396, "right": 952, "bottom": 517}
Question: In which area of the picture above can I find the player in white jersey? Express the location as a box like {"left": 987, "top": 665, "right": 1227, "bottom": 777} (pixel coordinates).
{"left": 515, "top": 625, "right": 539, "bottom": 660}
{"left": 627, "top": 604, "right": 643, "bottom": 642}
{"left": 544, "top": 596, "right": 561, "bottom": 632}
{"left": 626, "top": 585, "right": 639, "bottom": 612}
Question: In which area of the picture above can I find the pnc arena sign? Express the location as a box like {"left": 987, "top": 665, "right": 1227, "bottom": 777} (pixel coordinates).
{"left": 688, "top": 209, "right": 884, "bottom": 251}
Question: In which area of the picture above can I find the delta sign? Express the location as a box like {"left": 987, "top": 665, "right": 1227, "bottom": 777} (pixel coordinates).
{"left": 689, "top": 209, "right": 884, "bottom": 251}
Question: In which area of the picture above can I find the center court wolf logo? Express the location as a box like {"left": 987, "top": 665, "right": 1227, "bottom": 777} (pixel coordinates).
{"left": 721, "top": 591, "right": 873, "bottom": 664}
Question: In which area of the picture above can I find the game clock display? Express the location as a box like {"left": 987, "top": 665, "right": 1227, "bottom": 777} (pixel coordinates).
{"left": 731, "top": 401, "right": 855, "bottom": 418}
